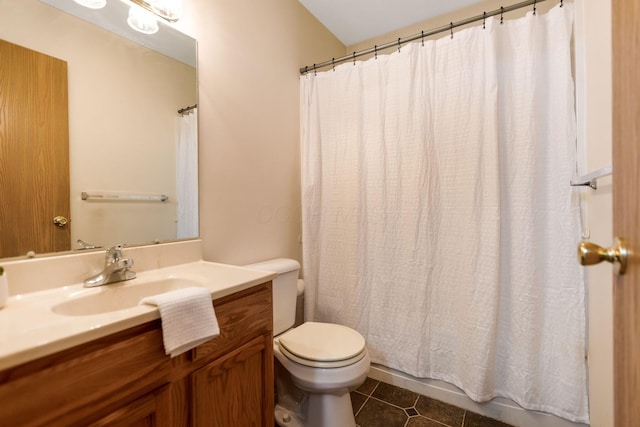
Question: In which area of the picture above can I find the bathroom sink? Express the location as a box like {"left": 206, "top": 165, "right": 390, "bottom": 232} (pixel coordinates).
{"left": 52, "top": 278, "right": 204, "bottom": 316}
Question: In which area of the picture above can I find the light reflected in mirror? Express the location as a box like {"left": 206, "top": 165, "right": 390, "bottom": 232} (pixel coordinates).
{"left": 0, "top": 0, "right": 198, "bottom": 260}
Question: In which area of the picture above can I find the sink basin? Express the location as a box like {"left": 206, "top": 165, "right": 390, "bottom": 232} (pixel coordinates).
{"left": 52, "top": 278, "right": 204, "bottom": 316}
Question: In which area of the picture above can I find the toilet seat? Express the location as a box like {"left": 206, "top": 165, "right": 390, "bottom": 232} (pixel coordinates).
{"left": 277, "top": 322, "right": 366, "bottom": 368}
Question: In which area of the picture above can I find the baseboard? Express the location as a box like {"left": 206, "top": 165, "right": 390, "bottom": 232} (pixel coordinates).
{"left": 368, "top": 364, "right": 589, "bottom": 427}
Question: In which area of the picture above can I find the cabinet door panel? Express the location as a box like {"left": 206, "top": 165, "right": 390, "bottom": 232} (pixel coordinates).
{"left": 87, "top": 386, "right": 169, "bottom": 427}
{"left": 192, "top": 336, "right": 269, "bottom": 427}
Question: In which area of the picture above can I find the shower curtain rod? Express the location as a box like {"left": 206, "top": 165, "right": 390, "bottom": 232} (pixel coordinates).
{"left": 299, "top": 0, "right": 552, "bottom": 75}
{"left": 178, "top": 104, "right": 197, "bottom": 115}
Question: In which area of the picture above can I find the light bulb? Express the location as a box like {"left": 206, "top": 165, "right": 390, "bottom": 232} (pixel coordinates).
{"left": 73, "top": 0, "right": 107, "bottom": 9}
{"left": 127, "top": 5, "right": 159, "bottom": 34}
{"left": 149, "top": 0, "right": 183, "bottom": 21}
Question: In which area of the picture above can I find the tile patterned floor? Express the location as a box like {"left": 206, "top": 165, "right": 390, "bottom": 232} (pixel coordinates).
{"left": 351, "top": 378, "right": 514, "bottom": 427}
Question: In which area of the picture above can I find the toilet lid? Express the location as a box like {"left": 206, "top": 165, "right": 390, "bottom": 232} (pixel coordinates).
{"left": 277, "top": 322, "right": 366, "bottom": 368}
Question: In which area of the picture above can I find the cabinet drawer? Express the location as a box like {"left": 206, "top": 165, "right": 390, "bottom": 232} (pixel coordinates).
{"left": 0, "top": 324, "right": 170, "bottom": 427}
{"left": 192, "top": 282, "right": 272, "bottom": 362}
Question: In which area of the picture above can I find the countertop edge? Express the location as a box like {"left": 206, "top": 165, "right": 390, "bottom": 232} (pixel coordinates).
{"left": 0, "top": 268, "right": 277, "bottom": 372}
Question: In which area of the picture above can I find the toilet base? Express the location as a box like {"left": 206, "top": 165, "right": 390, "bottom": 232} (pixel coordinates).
{"left": 274, "top": 356, "right": 363, "bottom": 427}
{"left": 306, "top": 390, "right": 356, "bottom": 427}
{"left": 275, "top": 391, "right": 357, "bottom": 427}
{"left": 275, "top": 404, "right": 304, "bottom": 427}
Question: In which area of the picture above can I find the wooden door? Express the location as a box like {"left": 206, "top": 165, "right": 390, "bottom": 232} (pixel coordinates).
{"left": 192, "top": 335, "right": 272, "bottom": 427}
{"left": 612, "top": 1, "right": 640, "bottom": 425}
{"left": 0, "top": 39, "right": 70, "bottom": 258}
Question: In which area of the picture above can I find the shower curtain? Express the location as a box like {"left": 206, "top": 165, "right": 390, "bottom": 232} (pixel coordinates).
{"left": 300, "top": 4, "right": 588, "bottom": 423}
{"left": 176, "top": 108, "right": 199, "bottom": 239}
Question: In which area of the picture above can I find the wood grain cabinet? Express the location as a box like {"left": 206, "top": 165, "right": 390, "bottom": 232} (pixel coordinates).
{"left": 192, "top": 335, "right": 272, "bottom": 426}
{"left": 0, "top": 282, "right": 274, "bottom": 427}
{"left": 86, "top": 385, "right": 171, "bottom": 427}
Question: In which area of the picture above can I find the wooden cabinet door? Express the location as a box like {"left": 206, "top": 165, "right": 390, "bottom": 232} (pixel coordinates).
{"left": 86, "top": 386, "right": 171, "bottom": 427}
{"left": 192, "top": 335, "right": 273, "bottom": 427}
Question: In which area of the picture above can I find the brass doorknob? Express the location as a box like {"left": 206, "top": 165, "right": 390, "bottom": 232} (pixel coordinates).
{"left": 53, "top": 216, "right": 68, "bottom": 227}
{"left": 578, "top": 238, "right": 628, "bottom": 275}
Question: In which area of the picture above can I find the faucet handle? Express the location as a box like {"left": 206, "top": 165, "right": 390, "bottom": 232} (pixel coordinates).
{"left": 105, "top": 244, "right": 124, "bottom": 263}
{"left": 77, "top": 239, "right": 101, "bottom": 250}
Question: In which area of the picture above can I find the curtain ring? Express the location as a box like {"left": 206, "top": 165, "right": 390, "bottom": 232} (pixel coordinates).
{"left": 353, "top": 51, "right": 356, "bottom": 66}
{"left": 560, "top": 0, "right": 563, "bottom": 7}
{"left": 483, "top": 12, "right": 486, "bottom": 29}
{"left": 332, "top": 58, "right": 335, "bottom": 71}
{"left": 421, "top": 30, "right": 424, "bottom": 47}
{"left": 500, "top": 6, "right": 504, "bottom": 24}
{"left": 304, "top": 66, "right": 308, "bottom": 74}
{"left": 313, "top": 64, "right": 317, "bottom": 76}
{"left": 450, "top": 22, "right": 453, "bottom": 39}
{"left": 375, "top": 45, "right": 378, "bottom": 59}
{"left": 533, "top": 0, "right": 537, "bottom": 15}
{"left": 397, "top": 38, "right": 401, "bottom": 52}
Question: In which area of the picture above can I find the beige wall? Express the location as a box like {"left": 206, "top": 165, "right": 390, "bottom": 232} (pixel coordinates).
{"left": 175, "top": 0, "right": 344, "bottom": 265}
{"left": 0, "top": 0, "right": 196, "bottom": 250}
{"left": 575, "top": 0, "right": 614, "bottom": 425}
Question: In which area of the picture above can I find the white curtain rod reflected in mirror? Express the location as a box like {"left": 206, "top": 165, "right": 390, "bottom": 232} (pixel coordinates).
{"left": 178, "top": 103, "right": 197, "bottom": 115}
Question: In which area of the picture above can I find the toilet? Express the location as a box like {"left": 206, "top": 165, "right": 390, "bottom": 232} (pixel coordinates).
{"left": 244, "top": 259, "right": 370, "bottom": 427}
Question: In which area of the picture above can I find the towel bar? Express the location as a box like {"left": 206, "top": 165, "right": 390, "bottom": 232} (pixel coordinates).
{"left": 570, "top": 166, "right": 612, "bottom": 190}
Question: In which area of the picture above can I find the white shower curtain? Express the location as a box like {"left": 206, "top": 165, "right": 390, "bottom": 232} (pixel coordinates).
{"left": 176, "top": 108, "right": 199, "bottom": 239}
{"left": 301, "top": 4, "right": 587, "bottom": 423}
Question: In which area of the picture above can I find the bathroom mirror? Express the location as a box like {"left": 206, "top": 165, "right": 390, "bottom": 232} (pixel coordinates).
{"left": 0, "top": 0, "right": 198, "bottom": 259}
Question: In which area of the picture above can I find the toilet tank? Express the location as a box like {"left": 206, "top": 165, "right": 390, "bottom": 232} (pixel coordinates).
{"left": 244, "top": 258, "right": 300, "bottom": 336}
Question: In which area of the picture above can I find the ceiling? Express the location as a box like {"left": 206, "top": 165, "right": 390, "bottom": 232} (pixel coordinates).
{"left": 298, "top": 0, "right": 485, "bottom": 46}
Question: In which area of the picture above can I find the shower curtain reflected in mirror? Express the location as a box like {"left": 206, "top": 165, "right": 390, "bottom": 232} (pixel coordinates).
{"left": 176, "top": 108, "right": 199, "bottom": 239}
{"left": 300, "top": 4, "right": 587, "bottom": 423}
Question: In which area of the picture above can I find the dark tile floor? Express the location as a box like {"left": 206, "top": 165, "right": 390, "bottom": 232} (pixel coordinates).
{"left": 351, "top": 378, "right": 514, "bottom": 427}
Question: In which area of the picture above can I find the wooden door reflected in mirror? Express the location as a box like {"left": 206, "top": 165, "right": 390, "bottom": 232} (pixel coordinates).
{"left": 0, "top": 39, "right": 70, "bottom": 258}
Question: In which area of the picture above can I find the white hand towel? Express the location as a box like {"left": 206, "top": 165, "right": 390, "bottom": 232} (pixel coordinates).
{"left": 139, "top": 287, "right": 220, "bottom": 357}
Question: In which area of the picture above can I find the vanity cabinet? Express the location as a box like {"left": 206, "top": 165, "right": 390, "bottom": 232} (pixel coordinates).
{"left": 86, "top": 385, "right": 172, "bottom": 427}
{"left": 192, "top": 336, "right": 271, "bottom": 426}
{"left": 0, "top": 282, "right": 274, "bottom": 427}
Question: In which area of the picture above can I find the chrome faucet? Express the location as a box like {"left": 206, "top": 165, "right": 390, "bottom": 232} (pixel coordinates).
{"left": 84, "top": 245, "right": 136, "bottom": 287}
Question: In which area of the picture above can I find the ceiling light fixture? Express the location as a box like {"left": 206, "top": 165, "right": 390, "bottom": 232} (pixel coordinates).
{"left": 73, "top": 0, "right": 183, "bottom": 35}
{"left": 127, "top": 4, "right": 159, "bottom": 34}
{"left": 130, "top": 0, "right": 183, "bottom": 22}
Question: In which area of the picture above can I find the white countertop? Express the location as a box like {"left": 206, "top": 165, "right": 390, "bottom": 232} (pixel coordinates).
{"left": 0, "top": 261, "right": 276, "bottom": 371}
